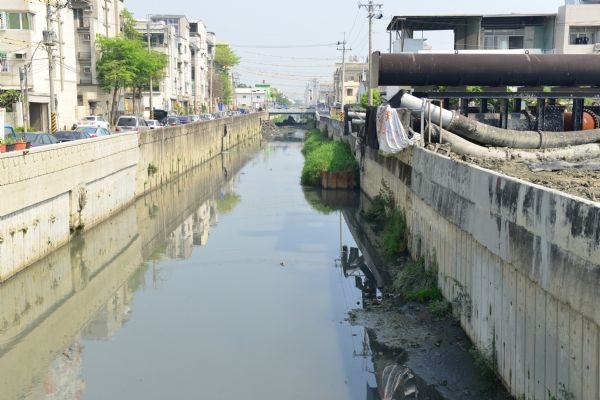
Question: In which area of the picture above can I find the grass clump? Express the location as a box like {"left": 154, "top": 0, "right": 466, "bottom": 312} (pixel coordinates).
{"left": 382, "top": 209, "right": 408, "bottom": 257}
{"left": 301, "top": 129, "right": 357, "bottom": 186}
{"left": 393, "top": 256, "right": 442, "bottom": 303}
{"left": 427, "top": 299, "right": 452, "bottom": 318}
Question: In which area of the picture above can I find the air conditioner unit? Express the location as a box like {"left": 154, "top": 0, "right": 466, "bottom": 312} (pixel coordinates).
{"left": 594, "top": 43, "right": 600, "bottom": 53}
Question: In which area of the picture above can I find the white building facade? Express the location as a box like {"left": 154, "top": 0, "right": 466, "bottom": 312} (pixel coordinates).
{"left": 0, "top": 1, "right": 78, "bottom": 131}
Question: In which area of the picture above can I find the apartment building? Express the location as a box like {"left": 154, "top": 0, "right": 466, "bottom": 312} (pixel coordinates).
{"left": 71, "top": 0, "right": 123, "bottom": 122}
{"left": 150, "top": 15, "right": 192, "bottom": 114}
{"left": 0, "top": 1, "right": 78, "bottom": 131}
{"left": 135, "top": 18, "right": 176, "bottom": 117}
{"left": 189, "top": 20, "right": 209, "bottom": 113}
{"left": 555, "top": 1, "right": 600, "bottom": 54}
{"left": 333, "top": 59, "right": 367, "bottom": 106}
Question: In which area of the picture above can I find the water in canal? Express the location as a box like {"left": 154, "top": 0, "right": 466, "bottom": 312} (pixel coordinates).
{"left": 0, "top": 135, "right": 385, "bottom": 399}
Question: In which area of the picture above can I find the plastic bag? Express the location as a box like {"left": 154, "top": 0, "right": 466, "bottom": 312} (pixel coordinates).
{"left": 375, "top": 105, "right": 420, "bottom": 154}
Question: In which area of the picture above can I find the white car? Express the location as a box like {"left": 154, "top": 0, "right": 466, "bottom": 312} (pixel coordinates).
{"left": 145, "top": 119, "right": 160, "bottom": 129}
{"left": 115, "top": 115, "right": 148, "bottom": 133}
{"left": 78, "top": 115, "right": 110, "bottom": 129}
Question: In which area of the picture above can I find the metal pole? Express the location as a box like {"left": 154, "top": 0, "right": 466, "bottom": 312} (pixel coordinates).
{"left": 359, "top": 1, "right": 382, "bottom": 107}
{"left": 46, "top": 1, "right": 57, "bottom": 133}
{"left": 23, "top": 65, "right": 29, "bottom": 132}
{"left": 337, "top": 33, "right": 351, "bottom": 112}
{"left": 147, "top": 17, "right": 153, "bottom": 119}
{"left": 368, "top": 6, "right": 373, "bottom": 106}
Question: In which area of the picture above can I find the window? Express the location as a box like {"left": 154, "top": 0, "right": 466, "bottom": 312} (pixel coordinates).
{"left": 0, "top": 52, "right": 8, "bottom": 72}
{"left": 77, "top": 95, "right": 84, "bottom": 106}
{"left": 346, "top": 88, "right": 353, "bottom": 96}
{"left": 2, "top": 12, "right": 32, "bottom": 30}
{"left": 82, "top": 33, "right": 90, "bottom": 41}
{"left": 569, "top": 26, "right": 600, "bottom": 44}
{"left": 83, "top": 65, "right": 91, "bottom": 73}
{"left": 483, "top": 29, "right": 525, "bottom": 50}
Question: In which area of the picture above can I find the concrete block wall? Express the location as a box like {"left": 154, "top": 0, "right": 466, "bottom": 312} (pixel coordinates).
{"left": 137, "top": 113, "right": 264, "bottom": 195}
{"left": 0, "top": 134, "right": 139, "bottom": 281}
{"left": 0, "top": 113, "right": 263, "bottom": 282}
{"left": 362, "top": 147, "right": 600, "bottom": 400}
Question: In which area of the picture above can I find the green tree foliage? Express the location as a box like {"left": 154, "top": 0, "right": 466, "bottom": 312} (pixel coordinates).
{"left": 359, "top": 88, "right": 383, "bottom": 108}
{"left": 271, "top": 87, "right": 291, "bottom": 106}
{"left": 96, "top": 10, "right": 167, "bottom": 124}
{"left": 213, "top": 44, "right": 240, "bottom": 105}
{"left": 0, "top": 90, "right": 21, "bottom": 111}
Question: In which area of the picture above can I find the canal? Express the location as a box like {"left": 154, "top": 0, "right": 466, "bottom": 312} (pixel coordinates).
{"left": 0, "top": 135, "right": 384, "bottom": 399}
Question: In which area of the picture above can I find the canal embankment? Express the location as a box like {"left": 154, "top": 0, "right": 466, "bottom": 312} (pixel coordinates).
{"left": 0, "top": 145, "right": 256, "bottom": 400}
{"left": 0, "top": 113, "right": 264, "bottom": 282}
{"left": 321, "top": 115, "right": 600, "bottom": 399}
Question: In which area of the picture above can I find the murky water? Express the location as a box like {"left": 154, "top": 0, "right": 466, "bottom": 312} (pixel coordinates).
{"left": 0, "top": 136, "right": 382, "bottom": 400}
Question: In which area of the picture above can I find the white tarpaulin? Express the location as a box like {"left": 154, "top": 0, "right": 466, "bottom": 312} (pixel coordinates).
{"left": 375, "top": 105, "right": 420, "bottom": 154}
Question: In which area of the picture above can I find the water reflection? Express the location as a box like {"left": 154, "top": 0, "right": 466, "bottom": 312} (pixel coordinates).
{"left": 0, "top": 142, "right": 258, "bottom": 400}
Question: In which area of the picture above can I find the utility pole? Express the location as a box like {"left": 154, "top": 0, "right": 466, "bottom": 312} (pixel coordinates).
{"left": 147, "top": 17, "right": 153, "bottom": 119}
{"left": 45, "top": 1, "right": 57, "bottom": 133}
{"left": 359, "top": 1, "right": 383, "bottom": 106}
{"left": 337, "top": 33, "right": 351, "bottom": 111}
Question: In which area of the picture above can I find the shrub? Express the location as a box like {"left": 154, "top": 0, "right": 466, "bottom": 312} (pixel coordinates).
{"left": 393, "top": 257, "right": 441, "bottom": 302}
{"left": 301, "top": 134, "right": 357, "bottom": 187}
{"left": 382, "top": 209, "right": 407, "bottom": 257}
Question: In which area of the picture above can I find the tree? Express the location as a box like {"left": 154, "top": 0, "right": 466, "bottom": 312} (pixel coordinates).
{"left": 360, "top": 88, "right": 382, "bottom": 108}
{"left": 213, "top": 44, "right": 240, "bottom": 105}
{"left": 0, "top": 90, "right": 21, "bottom": 111}
{"left": 96, "top": 10, "right": 167, "bottom": 124}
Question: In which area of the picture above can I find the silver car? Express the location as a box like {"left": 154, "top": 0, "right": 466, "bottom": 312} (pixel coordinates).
{"left": 115, "top": 116, "right": 148, "bottom": 133}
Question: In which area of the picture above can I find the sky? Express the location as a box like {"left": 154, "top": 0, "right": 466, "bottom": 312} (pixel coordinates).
{"left": 125, "top": 0, "right": 566, "bottom": 100}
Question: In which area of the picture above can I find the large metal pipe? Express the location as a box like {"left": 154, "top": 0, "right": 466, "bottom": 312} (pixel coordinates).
{"left": 371, "top": 52, "right": 600, "bottom": 86}
{"left": 398, "top": 92, "right": 600, "bottom": 149}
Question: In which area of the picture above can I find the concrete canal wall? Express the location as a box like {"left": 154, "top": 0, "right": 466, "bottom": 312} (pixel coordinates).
{"left": 0, "top": 113, "right": 264, "bottom": 282}
{"left": 361, "top": 145, "right": 600, "bottom": 400}
{"left": 320, "top": 115, "right": 600, "bottom": 399}
{"left": 0, "top": 147, "right": 254, "bottom": 399}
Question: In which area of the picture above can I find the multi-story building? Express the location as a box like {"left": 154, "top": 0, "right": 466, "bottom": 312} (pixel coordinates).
{"left": 71, "top": 0, "right": 123, "bottom": 123}
{"left": 333, "top": 59, "right": 367, "bottom": 106}
{"left": 0, "top": 1, "right": 78, "bottom": 131}
{"left": 234, "top": 87, "right": 266, "bottom": 110}
{"left": 150, "top": 15, "right": 192, "bottom": 114}
{"left": 189, "top": 20, "right": 209, "bottom": 113}
{"left": 135, "top": 18, "right": 176, "bottom": 117}
{"left": 556, "top": 1, "right": 600, "bottom": 54}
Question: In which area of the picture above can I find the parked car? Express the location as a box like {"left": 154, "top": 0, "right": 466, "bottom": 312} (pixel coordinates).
{"left": 54, "top": 130, "right": 92, "bottom": 142}
{"left": 24, "top": 132, "right": 59, "bottom": 147}
{"left": 76, "top": 115, "right": 110, "bottom": 129}
{"left": 163, "top": 116, "right": 180, "bottom": 126}
{"left": 177, "top": 115, "right": 191, "bottom": 124}
{"left": 76, "top": 126, "right": 111, "bottom": 137}
{"left": 188, "top": 115, "right": 201, "bottom": 123}
{"left": 199, "top": 113, "right": 214, "bottom": 121}
{"left": 145, "top": 119, "right": 160, "bottom": 129}
{"left": 114, "top": 116, "right": 147, "bottom": 133}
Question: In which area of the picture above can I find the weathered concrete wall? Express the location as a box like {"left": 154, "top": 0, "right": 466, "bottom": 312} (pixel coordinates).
{"left": 0, "top": 134, "right": 139, "bottom": 281}
{"left": 0, "top": 145, "right": 255, "bottom": 399}
{"left": 361, "top": 147, "right": 600, "bottom": 400}
{"left": 318, "top": 115, "right": 344, "bottom": 139}
{"left": 0, "top": 113, "right": 264, "bottom": 282}
{"left": 137, "top": 113, "right": 264, "bottom": 194}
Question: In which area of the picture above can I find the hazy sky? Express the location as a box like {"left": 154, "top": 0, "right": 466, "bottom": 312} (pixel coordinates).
{"left": 125, "top": 0, "right": 565, "bottom": 98}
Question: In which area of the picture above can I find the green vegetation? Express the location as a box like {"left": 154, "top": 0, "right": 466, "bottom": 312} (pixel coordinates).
{"left": 213, "top": 44, "right": 240, "bottom": 105}
{"left": 359, "top": 88, "right": 383, "bottom": 108}
{"left": 363, "top": 181, "right": 407, "bottom": 258}
{"left": 427, "top": 299, "right": 452, "bottom": 318}
{"left": 302, "top": 188, "right": 334, "bottom": 215}
{"left": 393, "top": 256, "right": 442, "bottom": 302}
{"left": 300, "top": 129, "right": 357, "bottom": 187}
{"left": 548, "top": 383, "right": 575, "bottom": 400}
{"left": 469, "top": 344, "right": 498, "bottom": 383}
{"left": 96, "top": 9, "right": 168, "bottom": 124}
{"left": 382, "top": 209, "right": 407, "bottom": 257}
{"left": 0, "top": 89, "right": 21, "bottom": 111}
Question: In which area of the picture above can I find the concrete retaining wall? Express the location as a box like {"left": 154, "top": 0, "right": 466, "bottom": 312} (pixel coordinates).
{"left": 0, "top": 113, "right": 263, "bottom": 282}
{"left": 361, "top": 146, "right": 600, "bottom": 400}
